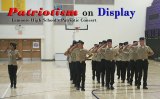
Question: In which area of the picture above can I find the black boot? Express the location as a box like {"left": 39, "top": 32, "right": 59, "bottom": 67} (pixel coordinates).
{"left": 76, "top": 87, "right": 80, "bottom": 90}
{"left": 106, "top": 85, "right": 110, "bottom": 89}
{"left": 127, "top": 80, "right": 130, "bottom": 84}
{"left": 10, "top": 84, "right": 13, "bottom": 88}
{"left": 130, "top": 82, "right": 132, "bottom": 86}
{"left": 102, "top": 83, "right": 104, "bottom": 87}
{"left": 81, "top": 88, "right": 85, "bottom": 91}
{"left": 137, "top": 85, "right": 140, "bottom": 89}
{"left": 143, "top": 86, "right": 148, "bottom": 89}
{"left": 110, "top": 85, "right": 114, "bottom": 90}
{"left": 122, "top": 80, "right": 125, "bottom": 83}
{"left": 135, "top": 82, "right": 137, "bottom": 86}
{"left": 14, "top": 85, "right": 16, "bottom": 89}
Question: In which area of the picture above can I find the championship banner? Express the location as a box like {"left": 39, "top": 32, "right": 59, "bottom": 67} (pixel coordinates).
{"left": 1, "top": 0, "right": 13, "bottom": 11}
{"left": 14, "top": 0, "right": 25, "bottom": 10}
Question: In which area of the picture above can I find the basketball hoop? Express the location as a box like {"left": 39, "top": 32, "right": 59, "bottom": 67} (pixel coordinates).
{"left": 15, "top": 24, "right": 24, "bottom": 35}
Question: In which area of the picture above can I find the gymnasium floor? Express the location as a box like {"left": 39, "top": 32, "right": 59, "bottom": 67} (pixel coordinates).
{"left": 0, "top": 60, "right": 160, "bottom": 99}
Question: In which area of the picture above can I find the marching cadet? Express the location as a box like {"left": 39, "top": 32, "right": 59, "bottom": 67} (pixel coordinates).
{"left": 95, "top": 42, "right": 103, "bottom": 84}
{"left": 116, "top": 43, "right": 123, "bottom": 80}
{"left": 91, "top": 41, "right": 106, "bottom": 85}
{"left": 121, "top": 42, "right": 130, "bottom": 83}
{"left": 98, "top": 39, "right": 117, "bottom": 90}
{"left": 91, "top": 44, "right": 98, "bottom": 81}
{"left": 129, "top": 41, "right": 138, "bottom": 86}
{"left": 5, "top": 42, "right": 21, "bottom": 88}
{"left": 64, "top": 41, "right": 77, "bottom": 82}
{"left": 92, "top": 45, "right": 100, "bottom": 83}
{"left": 75, "top": 40, "right": 92, "bottom": 91}
{"left": 136, "top": 37, "right": 154, "bottom": 89}
{"left": 68, "top": 41, "right": 79, "bottom": 86}
{"left": 98, "top": 40, "right": 108, "bottom": 86}
{"left": 66, "top": 45, "right": 73, "bottom": 81}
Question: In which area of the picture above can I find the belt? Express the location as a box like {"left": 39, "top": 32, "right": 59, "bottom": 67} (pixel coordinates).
{"left": 8, "top": 64, "right": 17, "bottom": 66}
{"left": 138, "top": 59, "right": 148, "bottom": 61}
{"left": 80, "top": 61, "right": 85, "bottom": 63}
{"left": 116, "top": 60, "right": 122, "bottom": 62}
{"left": 130, "top": 60, "right": 137, "bottom": 61}
{"left": 76, "top": 61, "right": 85, "bottom": 63}
{"left": 106, "top": 60, "right": 115, "bottom": 62}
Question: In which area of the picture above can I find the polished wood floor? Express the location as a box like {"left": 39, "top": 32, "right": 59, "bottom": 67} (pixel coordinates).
{"left": 0, "top": 60, "right": 160, "bottom": 99}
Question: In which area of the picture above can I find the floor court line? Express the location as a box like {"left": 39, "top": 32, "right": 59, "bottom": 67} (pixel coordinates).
{"left": 1, "top": 65, "right": 23, "bottom": 99}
